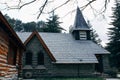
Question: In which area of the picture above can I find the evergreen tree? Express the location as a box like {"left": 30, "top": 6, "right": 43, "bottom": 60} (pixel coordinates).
{"left": 5, "top": 14, "right": 24, "bottom": 32}
{"left": 4, "top": 13, "right": 64, "bottom": 33}
{"left": 4, "top": 14, "right": 44, "bottom": 32}
{"left": 36, "top": 21, "right": 47, "bottom": 32}
{"left": 87, "top": 21, "right": 102, "bottom": 45}
{"left": 4, "top": 14, "right": 16, "bottom": 29}
{"left": 23, "top": 22, "right": 36, "bottom": 32}
{"left": 14, "top": 19, "right": 24, "bottom": 32}
{"left": 106, "top": 0, "right": 120, "bottom": 70}
{"left": 45, "top": 12, "right": 64, "bottom": 33}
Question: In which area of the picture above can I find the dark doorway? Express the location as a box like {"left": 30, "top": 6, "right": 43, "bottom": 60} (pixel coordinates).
{"left": 95, "top": 55, "right": 103, "bottom": 73}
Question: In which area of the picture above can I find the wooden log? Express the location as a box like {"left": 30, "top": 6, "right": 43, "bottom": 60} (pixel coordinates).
{"left": 0, "top": 54, "right": 7, "bottom": 59}
{"left": 0, "top": 47, "right": 8, "bottom": 53}
{"left": 0, "top": 45, "right": 6, "bottom": 50}
{"left": 0, "top": 59, "right": 7, "bottom": 63}
{"left": 0, "top": 35, "right": 9, "bottom": 44}
{"left": 0, "top": 71, "right": 7, "bottom": 77}
{"left": 0, "top": 64, "right": 17, "bottom": 77}
{"left": 0, "top": 67, "right": 8, "bottom": 71}
{"left": 0, "top": 41, "right": 8, "bottom": 48}
{"left": 0, "top": 63, "right": 7, "bottom": 67}
{"left": 0, "top": 50, "right": 7, "bottom": 56}
{"left": 6, "top": 65, "right": 17, "bottom": 77}
{"left": 0, "top": 49, "right": 8, "bottom": 54}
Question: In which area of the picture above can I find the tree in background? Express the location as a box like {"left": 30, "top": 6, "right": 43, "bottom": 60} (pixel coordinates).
{"left": 106, "top": 0, "right": 120, "bottom": 70}
{"left": 4, "top": 14, "right": 16, "bottom": 29}
{"left": 14, "top": 19, "right": 24, "bottom": 32}
{"left": 45, "top": 12, "right": 64, "bottom": 33}
{"left": 87, "top": 21, "right": 102, "bottom": 45}
{"left": 5, "top": 14, "right": 24, "bottom": 32}
{"left": 23, "top": 22, "right": 36, "bottom": 32}
{"left": 5, "top": 13, "right": 64, "bottom": 33}
{"left": 5, "top": 14, "right": 47, "bottom": 32}
{"left": 36, "top": 21, "right": 47, "bottom": 32}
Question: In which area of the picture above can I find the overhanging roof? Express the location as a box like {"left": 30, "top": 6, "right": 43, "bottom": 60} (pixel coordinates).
{"left": 17, "top": 32, "right": 110, "bottom": 64}
{"left": 0, "top": 11, "right": 25, "bottom": 49}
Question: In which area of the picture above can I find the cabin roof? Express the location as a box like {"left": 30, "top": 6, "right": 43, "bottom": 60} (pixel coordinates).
{"left": 17, "top": 32, "right": 109, "bottom": 64}
{"left": 0, "top": 11, "right": 24, "bottom": 48}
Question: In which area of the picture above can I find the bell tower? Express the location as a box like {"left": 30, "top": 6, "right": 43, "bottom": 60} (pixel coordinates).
{"left": 70, "top": 7, "right": 91, "bottom": 40}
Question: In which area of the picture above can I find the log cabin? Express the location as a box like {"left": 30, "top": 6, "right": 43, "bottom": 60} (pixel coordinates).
{"left": 0, "top": 11, "right": 25, "bottom": 78}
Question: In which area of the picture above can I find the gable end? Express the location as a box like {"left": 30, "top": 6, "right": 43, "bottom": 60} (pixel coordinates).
{"left": 24, "top": 31, "right": 56, "bottom": 62}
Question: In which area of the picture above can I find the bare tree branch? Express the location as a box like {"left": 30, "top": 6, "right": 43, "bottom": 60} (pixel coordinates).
{"left": 101, "top": 0, "right": 110, "bottom": 13}
{"left": 61, "top": 9, "right": 76, "bottom": 18}
{"left": 3, "top": 0, "right": 37, "bottom": 10}
{"left": 80, "top": 0, "right": 96, "bottom": 11}
{"left": 18, "top": 0, "right": 22, "bottom": 7}
{"left": 96, "top": 0, "right": 110, "bottom": 16}
{"left": 19, "top": 0, "right": 37, "bottom": 9}
{"left": 86, "top": 0, "right": 98, "bottom": 16}
{"left": 0, "top": 0, "right": 110, "bottom": 19}
{"left": 48, "top": 0, "right": 55, "bottom": 3}
{"left": 37, "top": 0, "right": 48, "bottom": 19}
{"left": 48, "top": 0, "right": 71, "bottom": 13}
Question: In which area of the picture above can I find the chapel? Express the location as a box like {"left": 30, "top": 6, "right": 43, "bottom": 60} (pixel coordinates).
{"left": 16, "top": 7, "right": 110, "bottom": 78}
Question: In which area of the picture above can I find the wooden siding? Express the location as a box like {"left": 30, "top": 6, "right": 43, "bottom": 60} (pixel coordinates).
{"left": 0, "top": 12, "right": 24, "bottom": 78}
{"left": 0, "top": 29, "right": 17, "bottom": 77}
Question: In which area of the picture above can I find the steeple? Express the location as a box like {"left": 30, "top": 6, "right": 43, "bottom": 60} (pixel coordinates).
{"left": 70, "top": 7, "right": 91, "bottom": 40}
{"left": 73, "top": 7, "right": 90, "bottom": 30}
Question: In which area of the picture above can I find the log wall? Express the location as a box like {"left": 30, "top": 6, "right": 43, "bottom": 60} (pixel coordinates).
{"left": 0, "top": 27, "right": 17, "bottom": 78}
{"left": 0, "top": 12, "right": 24, "bottom": 79}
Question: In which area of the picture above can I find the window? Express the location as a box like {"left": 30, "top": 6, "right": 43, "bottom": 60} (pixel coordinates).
{"left": 38, "top": 52, "right": 44, "bottom": 65}
{"left": 25, "top": 52, "right": 32, "bottom": 65}
{"left": 79, "top": 31, "right": 87, "bottom": 40}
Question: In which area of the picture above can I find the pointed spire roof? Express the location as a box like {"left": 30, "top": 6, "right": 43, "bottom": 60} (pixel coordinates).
{"left": 73, "top": 7, "right": 90, "bottom": 30}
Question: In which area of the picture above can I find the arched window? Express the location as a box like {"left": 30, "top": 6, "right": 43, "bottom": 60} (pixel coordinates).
{"left": 37, "top": 52, "right": 44, "bottom": 65}
{"left": 25, "top": 52, "right": 32, "bottom": 65}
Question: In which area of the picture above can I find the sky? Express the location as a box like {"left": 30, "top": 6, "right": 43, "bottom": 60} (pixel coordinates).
{"left": 0, "top": 0, "right": 115, "bottom": 46}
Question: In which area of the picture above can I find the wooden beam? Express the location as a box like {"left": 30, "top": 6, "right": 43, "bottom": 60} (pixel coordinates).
{"left": 0, "top": 58, "right": 7, "bottom": 63}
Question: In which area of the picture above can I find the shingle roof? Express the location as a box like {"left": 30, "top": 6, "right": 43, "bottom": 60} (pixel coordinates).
{"left": 17, "top": 32, "right": 109, "bottom": 64}
{"left": 16, "top": 32, "right": 31, "bottom": 43}
{"left": 0, "top": 12, "right": 25, "bottom": 48}
{"left": 73, "top": 7, "right": 90, "bottom": 30}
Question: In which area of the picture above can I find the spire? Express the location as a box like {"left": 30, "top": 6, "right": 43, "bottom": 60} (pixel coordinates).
{"left": 70, "top": 7, "right": 91, "bottom": 40}
{"left": 73, "top": 7, "right": 90, "bottom": 30}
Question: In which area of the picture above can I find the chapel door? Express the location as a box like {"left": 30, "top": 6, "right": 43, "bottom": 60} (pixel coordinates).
{"left": 95, "top": 55, "right": 103, "bottom": 73}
